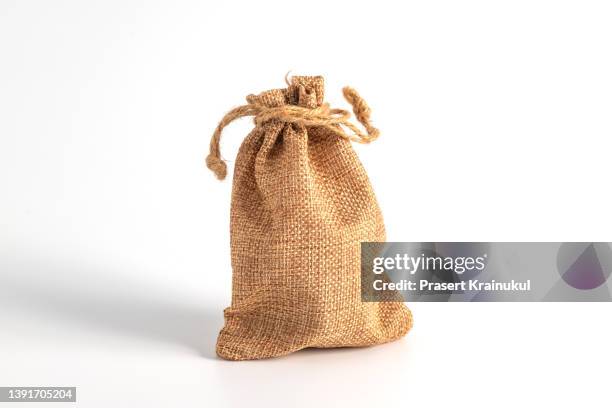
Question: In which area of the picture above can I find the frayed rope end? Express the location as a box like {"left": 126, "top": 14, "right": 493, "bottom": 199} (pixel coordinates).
{"left": 206, "top": 154, "right": 227, "bottom": 180}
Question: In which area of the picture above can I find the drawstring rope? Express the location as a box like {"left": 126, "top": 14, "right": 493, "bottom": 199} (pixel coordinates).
{"left": 206, "top": 87, "right": 380, "bottom": 180}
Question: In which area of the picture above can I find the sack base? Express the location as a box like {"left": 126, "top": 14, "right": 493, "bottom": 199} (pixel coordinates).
{"left": 215, "top": 303, "right": 413, "bottom": 361}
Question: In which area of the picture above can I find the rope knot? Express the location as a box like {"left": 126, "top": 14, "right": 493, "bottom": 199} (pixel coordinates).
{"left": 206, "top": 80, "right": 380, "bottom": 180}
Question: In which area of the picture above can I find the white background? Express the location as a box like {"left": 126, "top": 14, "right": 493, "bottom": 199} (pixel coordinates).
{"left": 1, "top": 1, "right": 611, "bottom": 407}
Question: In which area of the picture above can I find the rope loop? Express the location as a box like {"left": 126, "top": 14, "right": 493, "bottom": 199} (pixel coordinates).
{"left": 206, "top": 85, "right": 379, "bottom": 180}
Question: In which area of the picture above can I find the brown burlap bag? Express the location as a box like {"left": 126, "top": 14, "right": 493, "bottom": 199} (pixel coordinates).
{"left": 206, "top": 75, "right": 412, "bottom": 360}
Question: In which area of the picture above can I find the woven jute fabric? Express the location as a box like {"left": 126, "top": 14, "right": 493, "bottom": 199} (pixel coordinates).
{"left": 207, "top": 76, "right": 412, "bottom": 361}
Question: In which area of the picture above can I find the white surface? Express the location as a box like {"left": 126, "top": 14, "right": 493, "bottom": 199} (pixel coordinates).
{"left": 1, "top": 1, "right": 611, "bottom": 407}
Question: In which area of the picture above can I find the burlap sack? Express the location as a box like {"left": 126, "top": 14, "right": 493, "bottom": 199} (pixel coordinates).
{"left": 206, "top": 75, "right": 412, "bottom": 361}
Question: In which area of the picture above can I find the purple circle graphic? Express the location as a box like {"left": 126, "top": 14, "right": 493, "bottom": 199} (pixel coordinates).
{"left": 557, "top": 243, "right": 612, "bottom": 290}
